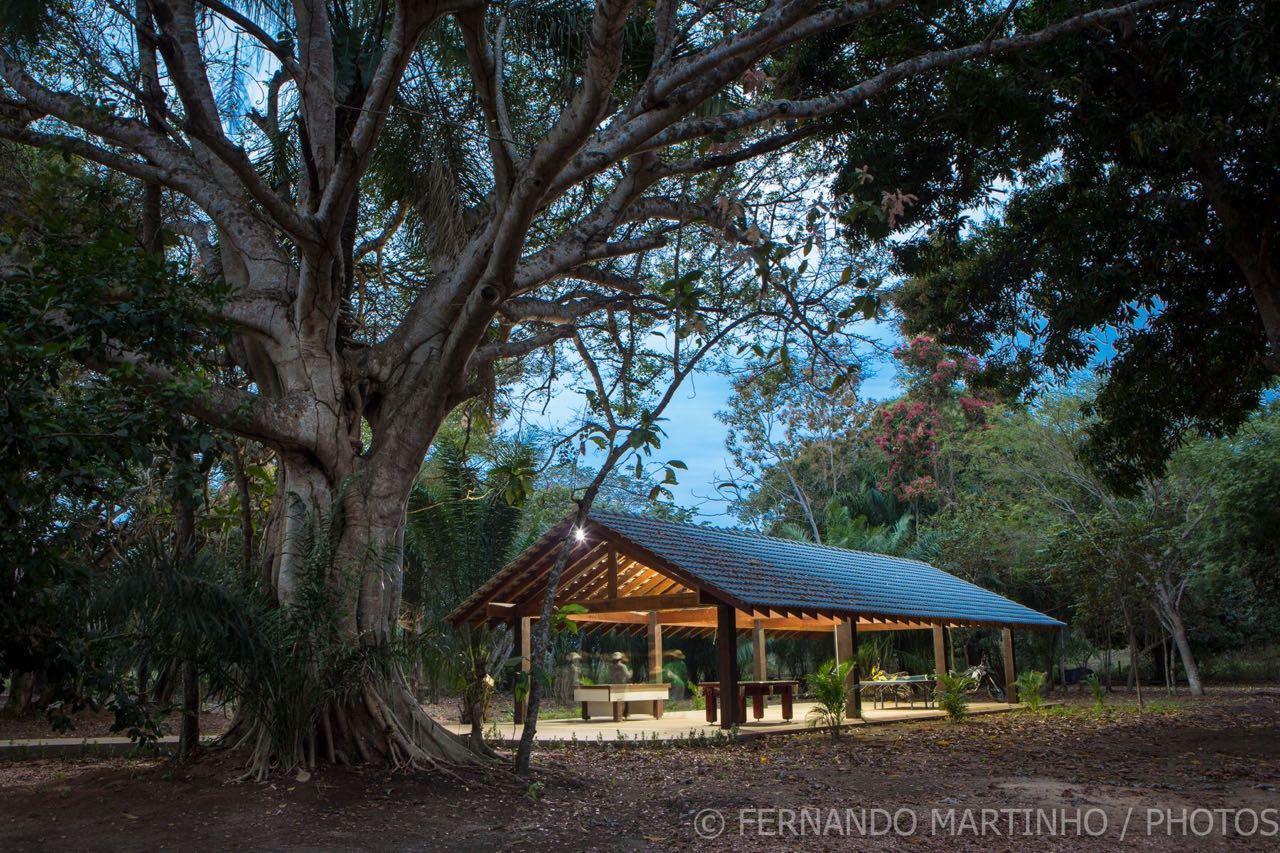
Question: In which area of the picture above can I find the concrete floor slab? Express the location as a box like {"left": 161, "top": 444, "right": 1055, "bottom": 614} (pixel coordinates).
{"left": 448, "top": 700, "right": 1033, "bottom": 743}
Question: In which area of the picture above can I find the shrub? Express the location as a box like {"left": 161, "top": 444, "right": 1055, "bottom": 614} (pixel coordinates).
{"left": 1015, "top": 670, "right": 1047, "bottom": 712}
{"left": 806, "top": 660, "right": 853, "bottom": 738}
{"left": 935, "top": 671, "right": 976, "bottom": 722}
{"left": 1084, "top": 673, "right": 1105, "bottom": 713}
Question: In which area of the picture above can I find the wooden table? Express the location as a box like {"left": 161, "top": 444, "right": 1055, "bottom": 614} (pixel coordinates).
{"left": 859, "top": 675, "right": 936, "bottom": 709}
{"left": 573, "top": 684, "right": 671, "bottom": 721}
{"left": 700, "top": 681, "right": 798, "bottom": 723}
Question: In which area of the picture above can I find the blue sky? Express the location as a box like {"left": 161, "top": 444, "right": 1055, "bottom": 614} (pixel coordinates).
{"left": 512, "top": 319, "right": 906, "bottom": 526}
{"left": 656, "top": 339, "right": 904, "bottom": 523}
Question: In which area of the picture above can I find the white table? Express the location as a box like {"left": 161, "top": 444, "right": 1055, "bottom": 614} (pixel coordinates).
{"left": 573, "top": 684, "right": 671, "bottom": 720}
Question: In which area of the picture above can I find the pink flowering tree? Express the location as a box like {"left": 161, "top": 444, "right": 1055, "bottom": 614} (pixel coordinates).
{"left": 871, "top": 335, "right": 992, "bottom": 508}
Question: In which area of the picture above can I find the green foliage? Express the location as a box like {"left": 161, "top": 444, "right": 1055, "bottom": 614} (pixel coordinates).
{"left": 922, "top": 393, "right": 1280, "bottom": 692}
{"left": 0, "top": 151, "right": 224, "bottom": 694}
{"left": 402, "top": 431, "right": 530, "bottom": 712}
{"left": 88, "top": 537, "right": 250, "bottom": 740}
{"left": 1014, "top": 670, "right": 1046, "bottom": 712}
{"left": 1085, "top": 674, "right": 1105, "bottom": 713}
{"left": 886, "top": 1, "right": 1280, "bottom": 487}
{"left": 855, "top": 634, "right": 893, "bottom": 678}
{"left": 211, "top": 495, "right": 389, "bottom": 777}
{"left": 806, "top": 659, "right": 852, "bottom": 738}
{"left": 1200, "top": 647, "right": 1280, "bottom": 685}
{"left": 935, "top": 671, "right": 976, "bottom": 722}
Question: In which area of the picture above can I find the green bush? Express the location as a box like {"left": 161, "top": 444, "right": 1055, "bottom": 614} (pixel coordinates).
{"left": 806, "top": 660, "right": 853, "bottom": 738}
{"left": 1200, "top": 647, "right": 1280, "bottom": 683}
{"left": 1084, "top": 673, "right": 1105, "bottom": 713}
{"left": 935, "top": 671, "right": 976, "bottom": 722}
{"left": 1015, "top": 670, "right": 1047, "bottom": 712}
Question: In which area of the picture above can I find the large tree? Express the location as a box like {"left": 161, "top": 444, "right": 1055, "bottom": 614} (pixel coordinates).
{"left": 878, "top": 0, "right": 1279, "bottom": 485}
{"left": 0, "top": 0, "right": 1167, "bottom": 769}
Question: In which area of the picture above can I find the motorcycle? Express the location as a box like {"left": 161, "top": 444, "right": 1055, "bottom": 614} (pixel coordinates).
{"left": 961, "top": 662, "right": 1005, "bottom": 701}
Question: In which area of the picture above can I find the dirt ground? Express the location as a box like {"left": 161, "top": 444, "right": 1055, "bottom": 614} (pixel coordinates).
{"left": 2, "top": 686, "right": 1279, "bottom": 851}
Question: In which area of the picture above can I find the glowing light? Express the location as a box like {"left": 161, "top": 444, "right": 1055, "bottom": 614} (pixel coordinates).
{"left": 573, "top": 527, "right": 586, "bottom": 542}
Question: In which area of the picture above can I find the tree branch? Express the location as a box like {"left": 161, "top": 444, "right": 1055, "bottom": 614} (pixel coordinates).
{"left": 646, "top": 0, "right": 1172, "bottom": 150}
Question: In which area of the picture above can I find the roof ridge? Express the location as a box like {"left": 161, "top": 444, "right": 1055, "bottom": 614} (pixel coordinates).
{"left": 588, "top": 508, "right": 935, "bottom": 567}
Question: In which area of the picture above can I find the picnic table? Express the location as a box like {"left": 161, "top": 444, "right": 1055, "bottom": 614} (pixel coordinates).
{"left": 573, "top": 683, "right": 670, "bottom": 721}
{"left": 700, "top": 681, "right": 798, "bottom": 723}
{"left": 859, "top": 674, "right": 936, "bottom": 710}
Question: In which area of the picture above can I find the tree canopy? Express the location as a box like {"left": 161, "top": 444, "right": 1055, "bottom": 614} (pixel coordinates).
{"left": 865, "top": 0, "right": 1278, "bottom": 485}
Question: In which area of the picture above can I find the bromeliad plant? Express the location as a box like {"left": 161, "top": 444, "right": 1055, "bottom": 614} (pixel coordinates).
{"left": 936, "top": 671, "right": 977, "bottom": 722}
{"left": 1014, "top": 670, "right": 1047, "bottom": 712}
{"left": 806, "top": 660, "right": 854, "bottom": 739}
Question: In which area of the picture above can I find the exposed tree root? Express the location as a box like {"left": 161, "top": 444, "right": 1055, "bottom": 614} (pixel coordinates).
{"left": 215, "top": 673, "right": 518, "bottom": 784}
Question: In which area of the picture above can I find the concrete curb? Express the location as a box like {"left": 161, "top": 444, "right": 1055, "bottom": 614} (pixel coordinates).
{"left": 0, "top": 736, "right": 181, "bottom": 760}
{"left": 0, "top": 703, "right": 1058, "bottom": 758}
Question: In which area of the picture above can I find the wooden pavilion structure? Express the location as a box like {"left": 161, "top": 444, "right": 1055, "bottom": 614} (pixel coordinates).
{"left": 448, "top": 511, "right": 1064, "bottom": 728}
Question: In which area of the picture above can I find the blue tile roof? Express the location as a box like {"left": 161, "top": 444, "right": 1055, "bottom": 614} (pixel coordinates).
{"left": 588, "top": 511, "right": 1063, "bottom": 629}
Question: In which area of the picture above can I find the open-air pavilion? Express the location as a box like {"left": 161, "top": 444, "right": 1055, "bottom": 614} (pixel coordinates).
{"left": 447, "top": 511, "right": 1064, "bottom": 732}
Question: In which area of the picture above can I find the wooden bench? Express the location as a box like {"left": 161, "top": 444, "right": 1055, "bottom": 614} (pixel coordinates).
{"left": 573, "top": 684, "right": 671, "bottom": 721}
{"left": 700, "top": 681, "right": 798, "bottom": 723}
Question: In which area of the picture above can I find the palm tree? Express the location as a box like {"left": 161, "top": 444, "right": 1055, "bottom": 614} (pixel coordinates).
{"left": 402, "top": 433, "right": 533, "bottom": 754}
{"left": 778, "top": 494, "right": 918, "bottom": 557}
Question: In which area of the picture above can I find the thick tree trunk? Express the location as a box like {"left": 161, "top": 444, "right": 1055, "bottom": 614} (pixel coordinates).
{"left": 232, "top": 443, "right": 255, "bottom": 577}
{"left": 1123, "top": 603, "right": 1144, "bottom": 709}
{"left": 3, "top": 671, "right": 42, "bottom": 716}
{"left": 179, "top": 657, "right": 199, "bottom": 758}
{"left": 1104, "top": 629, "right": 1113, "bottom": 692}
{"left": 233, "top": 454, "right": 483, "bottom": 777}
{"left": 1195, "top": 162, "right": 1280, "bottom": 374}
{"left": 1154, "top": 585, "right": 1205, "bottom": 696}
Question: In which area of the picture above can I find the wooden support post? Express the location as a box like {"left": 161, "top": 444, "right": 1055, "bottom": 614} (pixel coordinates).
{"left": 1002, "top": 627, "right": 1017, "bottom": 705}
{"left": 716, "top": 603, "right": 739, "bottom": 729}
{"left": 648, "top": 611, "right": 665, "bottom": 719}
{"left": 834, "top": 621, "right": 851, "bottom": 665}
{"left": 752, "top": 619, "right": 767, "bottom": 682}
{"left": 1058, "top": 628, "right": 1068, "bottom": 696}
{"left": 851, "top": 620, "right": 861, "bottom": 720}
{"left": 512, "top": 617, "right": 532, "bottom": 723}
{"left": 933, "top": 625, "right": 948, "bottom": 680}
{"left": 648, "top": 611, "right": 663, "bottom": 682}
{"left": 607, "top": 547, "right": 619, "bottom": 600}
{"left": 835, "top": 618, "right": 861, "bottom": 719}
{"left": 946, "top": 627, "right": 955, "bottom": 673}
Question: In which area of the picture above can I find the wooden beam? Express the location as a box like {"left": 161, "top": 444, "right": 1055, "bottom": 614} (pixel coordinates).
{"left": 564, "top": 554, "right": 629, "bottom": 601}
{"left": 504, "top": 540, "right": 606, "bottom": 609}
{"left": 607, "top": 547, "right": 619, "bottom": 599}
{"left": 834, "top": 618, "right": 861, "bottom": 719}
{"left": 512, "top": 617, "right": 532, "bottom": 723}
{"left": 592, "top": 528, "right": 757, "bottom": 613}
{"left": 545, "top": 592, "right": 702, "bottom": 615}
{"left": 753, "top": 619, "right": 767, "bottom": 681}
{"left": 850, "top": 619, "right": 861, "bottom": 719}
{"left": 716, "top": 602, "right": 739, "bottom": 729}
{"left": 486, "top": 602, "right": 516, "bottom": 621}
{"left": 648, "top": 612, "right": 662, "bottom": 684}
{"left": 933, "top": 625, "right": 947, "bottom": 679}
{"left": 1002, "top": 627, "right": 1017, "bottom": 705}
